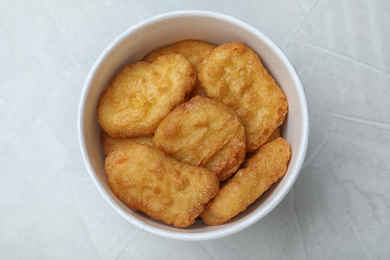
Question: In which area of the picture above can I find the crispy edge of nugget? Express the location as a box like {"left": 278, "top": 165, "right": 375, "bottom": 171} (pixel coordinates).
{"left": 105, "top": 142, "right": 219, "bottom": 227}
{"left": 142, "top": 39, "right": 216, "bottom": 98}
{"left": 198, "top": 42, "right": 288, "bottom": 152}
{"left": 200, "top": 137, "right": 291, "bottom": 226}
{"left": 266, "top": 127, "right": 281, "bottom": 144}
{"left": 98, "top": 53, "right": 196, "bottom": 138}
{"left": 153, "top": 96, "right": 246, "bottom": 181}
{"left": 142, "top": 39, "right": 216, "bottom": 73}
{"left": 244, "top": 127, "right": 281, "bottom": 166}
{"left": 100, "top": 130, "right": 153, "bottom": 156}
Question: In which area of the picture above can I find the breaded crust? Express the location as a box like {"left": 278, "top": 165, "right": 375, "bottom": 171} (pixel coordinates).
{"left": 105, "top": 142, "right": 219, "bottom": 227}
{"left": 199, "top": 42, "right": 288, "bottom": 152}
{"left": 100, "top": 130, "right": 153, "bottom": 156}
{"left": 200, "top": 137, "right": 291, "bottom": 225}
{"left": 153, "top": 96, "right": 246, "bottom": 181}
{"left": 143, "top": 40, "right": 216, "bottom": 98}
{"left": 98, "top": 53, "right": 196, "bottom": 138}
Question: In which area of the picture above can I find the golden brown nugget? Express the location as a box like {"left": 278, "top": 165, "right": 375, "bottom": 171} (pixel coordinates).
{"left": 98, "top": 53, "right": 196, "bottom": 138}
{"left": 143, "top": 40, "right": 216, "bottom": 98}
{"left": 153, "top": 96, "right": 246, "bottom": 181}
{"left": 200, "top": 137, "right": 291, "bottom": 225}
{"left": 100, "top": 130, "right": 153, "bottom": 156}
{"left": 199, "top": 42, "right": 288, "bottom": 152}
{"left": 105, "top": 143, "right": 219, "bottom": 228}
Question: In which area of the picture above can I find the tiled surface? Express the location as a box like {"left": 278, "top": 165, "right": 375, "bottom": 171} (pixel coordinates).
{"left": 1, "top": 1, "right": 389, "bottom": 259}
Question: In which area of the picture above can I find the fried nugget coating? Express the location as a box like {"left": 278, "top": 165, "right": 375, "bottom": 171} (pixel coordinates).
{"left": 200, "top": 137, "right": 291, "bottom": 226}
{"left": 153, "top": 96, "right": 246, "bottom": 181}
{"left": 98, "top": 53, "right": 196, "bottom": 138}
{"left": 100, "top": 130, "right": 153, "bottom": 156}
{"left": 105, "top": 143, "right": 219, "bottom": 227}
{"left": 142, "top": 40, "right": 216, "bottom": 98}
{"left": 199, "top": 42, "right": 288, "bottom": 152}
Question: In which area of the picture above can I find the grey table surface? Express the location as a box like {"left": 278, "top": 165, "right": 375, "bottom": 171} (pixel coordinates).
{"left": 1, "top": 0, "right": 389, "bottom": 259}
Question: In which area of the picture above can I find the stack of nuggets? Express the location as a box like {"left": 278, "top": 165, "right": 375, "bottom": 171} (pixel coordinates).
{"left": 97, "top": 40, "right": 291, "bottom": 227}
{"left": 153, "top": 95, "right": 246, "bottom": 182}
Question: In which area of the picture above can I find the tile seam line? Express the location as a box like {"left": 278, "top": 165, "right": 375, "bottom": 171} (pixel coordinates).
{"left": 311, "top": 109, "right": 390, "bottom": 130}
{"left": 283, "top": 0, "right": 319, "bottom": 50}
{"left": 292, "top": 39, "right": 390, "bottom": 78}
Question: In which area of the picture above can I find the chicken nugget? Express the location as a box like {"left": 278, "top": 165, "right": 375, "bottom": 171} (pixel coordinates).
{"left": 100, "top": 130, "right": 153, "bottom": 156}
{"left": 200, "top": 137, "right": 291, "bottom": 225}
{"left": 105, "top": 142, "right": 219, "bottom": 227}
{"left": 142, "top": 40, "right": 216, "bottom": 98}
{"left": 153, "top": 96, "right": 246, "bottom": 181}
{"left": 199, "top": 42, "right": 288, "bottom": 152}
{"left": 98, "top": 53, "right": 196, "bottom": 138}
